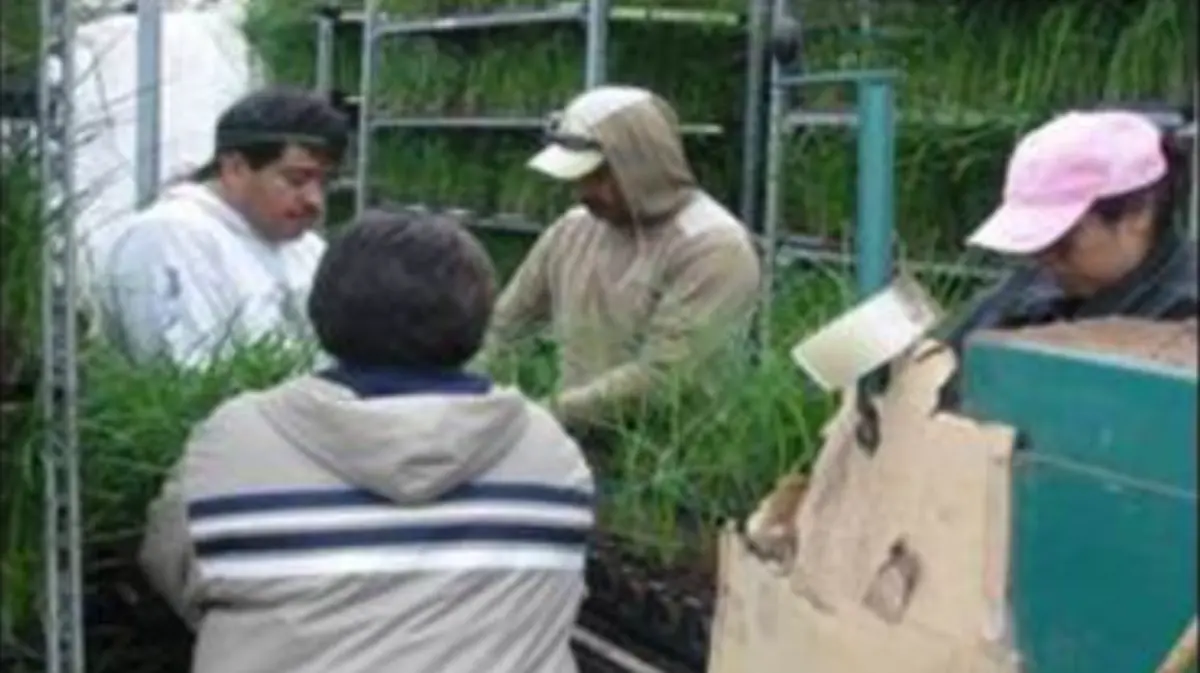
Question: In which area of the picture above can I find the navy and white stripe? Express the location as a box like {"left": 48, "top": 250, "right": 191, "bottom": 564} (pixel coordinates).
{"left": 188, "top": 482, "right": 594, "bottom": 579}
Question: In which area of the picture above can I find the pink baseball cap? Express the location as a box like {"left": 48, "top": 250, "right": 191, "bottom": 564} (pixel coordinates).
{"left": 966, "top": 111, "right": 1168, "bottom": 255}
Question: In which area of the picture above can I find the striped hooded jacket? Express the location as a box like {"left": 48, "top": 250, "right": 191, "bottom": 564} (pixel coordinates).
{"left": 139, "top": 366, "right": 595, "bottom": 673}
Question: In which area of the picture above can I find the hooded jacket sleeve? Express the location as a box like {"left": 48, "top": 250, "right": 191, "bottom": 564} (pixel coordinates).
{"left": 139, "top": 462, "right": 203, "bottom": 630}
{"left": 553, "top": 232, "right": 760, "bottom": 426}
{"left": 475, "top": 222, "right": 560, "bottom": 370}
{"left": 107, "top": 219, "right": 239, "bottom": 369}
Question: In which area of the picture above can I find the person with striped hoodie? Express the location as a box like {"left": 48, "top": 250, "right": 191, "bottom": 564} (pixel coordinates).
{"left": 139, "top": 208, "right": 596, "bottom": 673}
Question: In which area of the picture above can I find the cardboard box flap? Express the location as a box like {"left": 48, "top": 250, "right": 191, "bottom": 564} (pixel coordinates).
{"left": 712, "top": 344, "right": 1021, "bottom": 673}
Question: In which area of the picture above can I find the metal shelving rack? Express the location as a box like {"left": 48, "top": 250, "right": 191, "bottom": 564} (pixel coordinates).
{"left": 763, "top": 0, "right": 1200, "bottom": 279}
{"left": 351, "top": 0, "right": 607, "bottom": 218}
{"left": 756, "top": 0, "right": 1018, "bottom": 291}
{"left": 38, "top": 0, "right": 85, "bottom": 670}
{"left": 311, "top": 0, "right": 744, "bottom": 221}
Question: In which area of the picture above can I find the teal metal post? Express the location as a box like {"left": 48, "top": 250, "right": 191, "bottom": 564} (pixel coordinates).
{"left": 772, "top": 69, "right": 898, "bottom": 448}
{"left": 854, "top": 74, "right": 892, "bottom": 451}
{"left": 854, "top": 75, "right": 895, "bottom": 299}
{"left": 769, "top": 68, "right": 899, "bottom": 303}
{"left": 851, "top": 75, "right": 896, "bottom": 450}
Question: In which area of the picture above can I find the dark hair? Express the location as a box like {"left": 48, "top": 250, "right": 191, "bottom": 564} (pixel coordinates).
{"left": 193, "top": 86, "right": 349, "bottom": 180}
{"left": 308, "top": 209, "right": 497, "bottom": 369}
{"left": 1088, "top": 106, "right": 1192, "bottom": 239}
{"left": 1089, "top": 138, "right": 1188, "bottom": 238}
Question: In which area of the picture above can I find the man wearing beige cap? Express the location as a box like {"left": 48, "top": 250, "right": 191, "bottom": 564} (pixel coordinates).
{"left": 477, "top": 86, "right": 761, "bottom": 436}
{"left": 939, "top": 109, "right": 1197, "bottom": 409}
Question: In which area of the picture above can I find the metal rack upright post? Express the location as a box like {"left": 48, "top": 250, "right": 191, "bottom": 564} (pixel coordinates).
{"left": 760, "top": 0, "right": 1023, "bottom": 287}
{"left": 135, "top": 0, "right": 162, "bottom": 207}
{"left": 756, "top": 12, "right": 901, "bottom": 345}
{"left": 1189, "top": 72, "right": 1198, "bottom": 240}
{"left": 38, "top": 0, "right": 85, "bottom": 670}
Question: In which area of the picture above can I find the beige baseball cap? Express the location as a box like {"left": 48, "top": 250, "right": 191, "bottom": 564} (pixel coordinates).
{"left": 527, "top": 86, "right": 653, "bottom": 181}
{"left": 527, "top": 115, "right": 605, "bottom": 181}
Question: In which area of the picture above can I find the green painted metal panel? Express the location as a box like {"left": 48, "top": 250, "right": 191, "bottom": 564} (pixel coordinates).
{"left": 963, "top": 333, "right": 1197, "bottom": 673}
{"left": 964, "top": 337, "right": 1196, "bottom": 492}
{"left": 1010, "top": 459, "right": 1196, "bottom": 672}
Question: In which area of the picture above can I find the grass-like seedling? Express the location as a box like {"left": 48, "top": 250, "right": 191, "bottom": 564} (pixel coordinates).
{"left": 0, "top": 0, "right": 1187, "bottom": 664}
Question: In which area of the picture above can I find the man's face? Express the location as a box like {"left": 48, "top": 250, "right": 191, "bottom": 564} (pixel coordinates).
{"left": 1031, "top": 210, "right": 1154, "bottom": 297}
{"left": 575, "top": 166, "right": 631, "bottom": 225}
{"left": 222, "top": 144, "right": 333, "bottom": 242}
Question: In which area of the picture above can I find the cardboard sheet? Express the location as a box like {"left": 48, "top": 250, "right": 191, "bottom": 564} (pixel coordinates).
{"left": 709, "top": 342, "right": 1021, "bottom": 673}
{"left": 790, "top": 276, "right": 943, "bottom": 392}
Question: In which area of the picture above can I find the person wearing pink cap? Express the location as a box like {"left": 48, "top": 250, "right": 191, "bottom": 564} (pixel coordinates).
{"left": 939, "top": 109, "right": 1196, "bottom": 408}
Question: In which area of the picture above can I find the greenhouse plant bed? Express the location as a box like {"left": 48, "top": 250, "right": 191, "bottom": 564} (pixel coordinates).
{"left": 0, "top": 535, "right": 194, "bottom": 673}
{"left": 85, "top": 535, "right": 193, "bottom": 672}
{"left": 583, "top": 529, "right": 717, "bottom": 672}
{"left": 11, "top": 530, "right": 718, "bottom": 672}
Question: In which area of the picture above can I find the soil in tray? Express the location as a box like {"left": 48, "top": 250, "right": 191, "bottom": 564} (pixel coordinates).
{"left": 584, "top": 530, "right": 719, "bottom": 671}
{"left": 989, "top": 317, "right": 1199, "bottom": 369}
{"left": 2, "top": 539, "right": 194, "bottom": 672}
{"left": 580, "top": 443, "right": 722, "bottom": 598}
{"left": 590, "top": 528, "right": 718, "bottom": 603}
{"left": 72, "top": 533, "right": 715, "bottom": 671}
{"left": 85, "top": 537, "right": 193, "bottom": 672}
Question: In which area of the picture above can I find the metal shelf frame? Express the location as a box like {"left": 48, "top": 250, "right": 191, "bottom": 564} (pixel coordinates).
{"left": 38, "top": 0, "right": 85, "bottom": 670}
{"left": 753, "top": 0, "right": 1016, "bottom": 303}
{"left": 364, "top": 113, "right": 724, "bottom": 137}
{"left": 1190, "top": 74, "right": 1198, "bottom": 241}
{"left": 312, "top": 1, "right": 746, "bottom": 220}
{"left": 345, "top": 0, "right": 614, "bottom": 217}
{"left": 755, "top": 0, "right": 1200, "bottom": 302}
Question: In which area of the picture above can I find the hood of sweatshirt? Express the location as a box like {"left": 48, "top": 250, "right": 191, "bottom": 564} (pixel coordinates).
{"left": 528, "top": 85, "right": 698, "bottom": 226}
{"left": 254, "top": 365, "right": 532, "bottom": 504}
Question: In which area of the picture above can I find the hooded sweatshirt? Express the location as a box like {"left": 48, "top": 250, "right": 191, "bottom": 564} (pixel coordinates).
{"left": 139, "top": 366, "right": 594, "bottom": 673}
{"left": 99, "top": 181, "right": 325, "bottom": 369}
{"left": 479, "top": 90, "right": 762, "bottom": 427}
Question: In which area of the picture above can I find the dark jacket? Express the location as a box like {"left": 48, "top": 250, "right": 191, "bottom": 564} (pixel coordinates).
{"left": 938, "top": 230, "right": 1197, "bottom": 411}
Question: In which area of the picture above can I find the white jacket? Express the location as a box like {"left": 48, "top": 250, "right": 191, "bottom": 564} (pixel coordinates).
{"left": 71, "top": 7, "right": 262, "bottom": 312}
{"left": 100, "top": 182, "right": 325, "bottom": 368}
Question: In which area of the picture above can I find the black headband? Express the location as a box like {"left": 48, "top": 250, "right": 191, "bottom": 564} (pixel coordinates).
{"left": 542, "top": 130, "right": 602, "bottom": 152}
{"left": 542, "top": 111, "right": 603, "bottom": 152}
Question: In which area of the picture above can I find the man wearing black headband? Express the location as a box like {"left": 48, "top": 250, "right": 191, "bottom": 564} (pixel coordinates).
{"left": 475, "top": 86, "right": 761, "bottom": 445}
{"left": 98, "top": 86, "right": 349, "bottom": 368}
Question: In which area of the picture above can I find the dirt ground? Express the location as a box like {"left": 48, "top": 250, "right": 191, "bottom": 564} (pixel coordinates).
{"left": 986, "top": 317, "right": 1198, "bottom": 370}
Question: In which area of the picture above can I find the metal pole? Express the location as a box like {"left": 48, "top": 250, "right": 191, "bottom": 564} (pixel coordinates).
{"left": 1189, "top": 74, "right": 1197, "bottom": 242}
{"left": 353, "top": 0, "right": 378, "bottom": 218}
{"left": 39, "top": 0, "right": 84, "bottom": 669}
{"left": 854, "top": 76, "right": 895, "bottom": 298}
{"left": 853, "top": 74, "right": 896, "bottom": 440}
{"left": 583, "top": 0, "right": 609, "bottom": 88}
{"left": 738, "top": 0, "right": 769, "bottom": 233}
{"left": 136, "top": 0, "right": 162, "bottom": 207}
{"left": 756, "top": 0, "right": 790, "bottom": 350}
{"left": 857, "top": 0, "right": 874, "bottom": 45}
{"left": 315, "top": 12, "right": 334, "bottom": 97}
